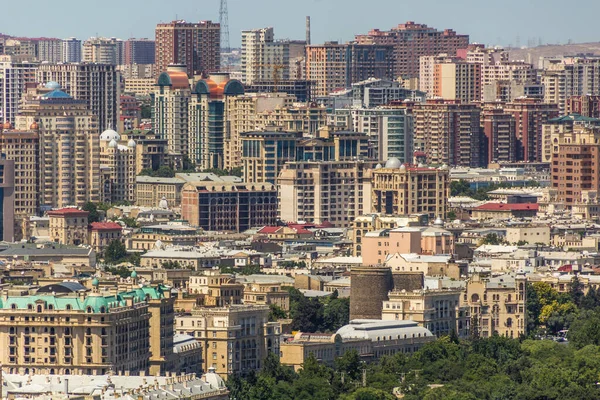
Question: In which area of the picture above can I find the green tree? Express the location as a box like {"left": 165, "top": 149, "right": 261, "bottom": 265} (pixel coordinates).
{"left": 120, "top": 216, "right": 138, "bottom": 228}
{"left": 161, "top": 260, "right": 182, "bottom": 270}
{"left": 479, "top": 233, "right": 504, "bottom": 246}
{"left": 139, "top": 165, "right": 175, "bottom": 178}
{"left": 581, "top": 286, "right": 600, "bottom": 310}
{"left": 447, "top": 211, "right": 457, "bottom": 221}
{"left": 140, "top": 104, "right": 152, "bottom": 119}
{"left": 268, "top": 304, "right": 287, "bottom": 321}
{"left": 450, "top": 180, "right": 472, "bottom": 197}
{"left": 569, "top": 309, "right": 600, "bottom": 348}
{"left": 83, "top": 201, "right": 100, "bottom": 223}
{"left": 104, "top": 240, "right": 128, "bottom": 264}
{"left": 569, "top": 276, "right": 584, "bottom": 307}
{"left": 335, "top": 350, "right": 363, "bottom": 381}
{"left": 339, "top": 387, "right": 396, "bottom": 400}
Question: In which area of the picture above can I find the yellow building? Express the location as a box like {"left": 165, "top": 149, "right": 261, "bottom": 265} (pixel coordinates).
{"left": 243, "top": 282, "right": 290, "bottom": 311}
{"left": 462, "top": 273, "right": 527, "bottom": 338}
{"left": 382, "top": 289, "right": 470, "bottom": 338}
{"left": 48, "top": 208, "right": 89, "bottom": 246}
{"left": 99, "top": 129, "right": 137, "bottom": 204}
{"left": 0, "top": 280, "right": 174, "bottom": 376}
{"left": 175, "top": 304, "right": 281, "bottom": 376}
{"left": 88, "top": 222, "right": 123, "bottom": 254}
{"left": 369, "top": 160, "right": 449, "bottom": 220}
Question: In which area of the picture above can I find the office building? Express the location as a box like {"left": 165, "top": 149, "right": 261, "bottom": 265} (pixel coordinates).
{"left": 413, "top": 99, "right": 482, "bottom": 167}
{"left": 16, "top": 83, "right": 101, "bottom": 209}
{"left": 36, "top": 63, "right": 120, "bottom": 133}
{"left": 62, "top": 37, "right": 82, "bottom": 62}
{"left": 181, "top": 180, "right": 278, "bottom": 232}
{"left": 355, "top": 21, "right": 469, "bottom": 79}
{"left": 175, "top": 305, "right": 280, "bottom": 376}
{"left": 504, "top": 98, "right": 559, "bottom": 163}
{"left": 83, "top": 37, "right": 124, "bottom": 64}
{"left": 278, "top": 160, "right": 374, "bottom": 227}
{"left": 124, "top": 38, "right": 155, "bottom": 65}
{"left": 0, "top": 55, "right": 38, "bottom": 125}
{"left": 482, "top": 104, "right": 516, "bottom": 165}
{"left": 306, "top": 42, "right": 395, "bottom": 97}
{"left": 0, "top": 158, "right": 15, "bottom": 242}
{"left": 241, "top": 27, "right": 290, "bottom": 85}
{"left": 0, "top": 127, "right": 39, "bottom": 239}
{"left": 369, "top": 159, "right": 450, "bottom": 219}
{"left": 155, "top": 20, "right": 221, "bottom": 77}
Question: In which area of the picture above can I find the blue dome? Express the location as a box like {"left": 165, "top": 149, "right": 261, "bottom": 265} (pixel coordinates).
{"left": 42, "top": 90, "right": 72, "bottom": 99}
{"left": 45, "top": 81, "right": 60, "bottom": 90}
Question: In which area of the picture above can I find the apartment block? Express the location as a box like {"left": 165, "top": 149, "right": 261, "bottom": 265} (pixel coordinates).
{"left": 0, "top": 158, "right": 15, "bottom": 242}
{"left": 175, "top": 305, "right": 281, "bottom": 376}
{"left": 369, "top": 161, "right": 450, "bottom": 219}
{"left": 481, "top": 104, "right": 516, "bottom": 165}
{"left": 413, "top": 99, "right": 482, "bottom": 167}
{"left": 62, "top": 37, "right": 81, "bottom": 63}
{"left": 566, "top": 95, "right": 600, "bottom": 119}
{"left": 433, "top": 59, "right": 481, "bottom": 103}
{"left": 356, "top": 21, "right": 469, "bottom": 79}
{"left": 241, "top": 27, "right": 290, "bottom": 85}
{"left": 306, "top": 42, "right": 395, "bottom": 97}
{"left": 541, "top": 114, "right": 600, "bottom": 163}
{"left": 124, "top": 38, "right": 155, "bottom": 65}
{"left": 36, "top": 63, "right": 120, "bottom": 133}
{"left": 48, "top": 208, "right": 89, "bottom": 246}
{"left": 83, "top": 37, "right": 124, "bottom": 64}
{"left": 99, "top": 129, "right": 137, "bottom": 204}
{"left": 0, "top": 55, "right": 38, "bottom": 125}
{"left": 155, "top": 20, "right": 220, "bottom": 77}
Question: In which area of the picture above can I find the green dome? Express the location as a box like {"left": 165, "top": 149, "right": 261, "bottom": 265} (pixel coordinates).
{"left": 131, "top": 270, "right": 138, "bottom": 279}
{"left": 92, "top": 277, "right": 99, "bottom": 286}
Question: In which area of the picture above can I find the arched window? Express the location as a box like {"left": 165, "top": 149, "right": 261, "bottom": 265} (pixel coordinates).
{"left": 471, "top": 294, "right": 480, "bottom": 303}
{"left": 37, "top": 305, "right": 43, "bottom": 313}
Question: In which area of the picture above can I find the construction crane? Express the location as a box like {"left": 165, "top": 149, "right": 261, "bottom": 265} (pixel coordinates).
{"left": 253, "top": 59, "right": 285, "bottom": 93}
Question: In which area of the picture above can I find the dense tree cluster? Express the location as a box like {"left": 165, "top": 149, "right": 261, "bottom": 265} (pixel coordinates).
{"left": 450, "top": 179, "right": 540, "bottom": 201}
{"left": 230, "top": 335, "right": 600, "bottom": 400}
{"left": 288, "top": 288, "right": 350, "bottom": 333}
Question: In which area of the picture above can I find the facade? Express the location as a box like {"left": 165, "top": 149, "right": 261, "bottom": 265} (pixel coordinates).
{"left": 175, "top": 305, "right": 281, "bottom": 376}
{"left": 82, "top": 37, "right": 124, "bottom": 64}
{"left": 62, "top": 37, "right": 82, "bottom": 62}
{"left": 124, "top": 38, "right": 155, "bottom": 65}
{"left": 0, "top": 282, "right": 174, "bottom": 376}
{"left": 355, "top": 21, "right": 469, "bottom": 79}
{"left": 278, "top": 160, "right": 375, "bottom": 227}
{"left": 99, "top": 129, "right": 137, "bottom": 204}
{"left": 382, "top": 289, "right": 469, "bottom": 338}
{"left": 88, "top": 222, "right": 123, "bottom": 253}
{"left": 413, "top": 100, "right": 482, "bottom": 167}
{"left": 0, "top": 55, "right": 38, "bottom": 125}
{"left": 241, "top": 27, "right": 290, "bottom": 85}
{"left": 48, "top": 208, "right": 89, "bottom": 246}
{"left": 0, "top": 158, "right": 15, "bottom": 241}
{"left": 566, "top": 95, "right": 600, "bottom": 119}
{"left": 16, "top": 83, "right": 101, "bottom": 209}
{"left": 36, "top": 63, "right": 120, "bottom": 133}
{"left": 551, "top": 125, "right": 600, "bottom": 207}
{"left": 369, "top": 160, "right": 450, "bottom": 219}
{"left": 463, "top": 274, "right": 527, "bottom": 338}
{"left": 244, "top": 79, "right": 312, "bottom": 102}
{"left": 306, "top": 42, "right": 395, "bottom": 97}
{"left": 155, "top": 20, "right": 221, "bottom": 77}
{"left": 241, "top": 131, "right": 300, "bottom": 184}
{"left": 0, "top": 128, "right": 39, "bottom": 236}
{"left": 482, "top": 104, "right": 516, "bottom": 165}
{"left": 504, "top": 98, "right": 560, "bottom": 163}
{"left": 181, "top": 181, "right": 278, "bottom": 232}
{"left": 433, "top": 58, "right": 481, "bottom": 103}
{"left": 540, "top": 114, "right": 600, "bottom": 163}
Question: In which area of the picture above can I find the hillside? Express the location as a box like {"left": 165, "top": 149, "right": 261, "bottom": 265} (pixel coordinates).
{"left": 508, "top": 42, "right": 600, "bottom": 66}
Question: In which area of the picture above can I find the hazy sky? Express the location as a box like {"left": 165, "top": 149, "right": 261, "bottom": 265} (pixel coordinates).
{"left": 3, "top": 0, "right": 599, "bottom": 48}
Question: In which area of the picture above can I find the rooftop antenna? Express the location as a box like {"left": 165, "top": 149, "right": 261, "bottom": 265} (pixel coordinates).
{"left": 219, "top": 0, "right": 230, "bottom": 53}
{"left": 306, "top": 16, "right": 311, "bottom": 45}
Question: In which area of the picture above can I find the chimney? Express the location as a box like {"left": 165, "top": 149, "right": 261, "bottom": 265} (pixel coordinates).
{"left": 306, "top": 16, "right": 311, "bottom": 45}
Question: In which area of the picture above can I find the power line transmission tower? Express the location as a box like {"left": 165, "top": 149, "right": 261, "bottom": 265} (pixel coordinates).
{"left": 219, "top": 0, "right": 230, "bottom": 53}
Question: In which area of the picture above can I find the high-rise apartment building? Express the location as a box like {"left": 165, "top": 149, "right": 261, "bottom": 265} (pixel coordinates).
{"left": 504, "top": 98, "right": 559, "bottom": 163}
{"left": 356, "top": 21, "right": 469, "bottom": 79}
{"left": 0, "top": 55, "right": 38, "bottom": 125}
{"left": 279, "top": 160, "right": 374, "bottom": 227}
{"left": 369, "top": 160, "right": 450, "bottom": 219}
{"left": 16, "top": 83, "right": 100, "bottom": 209}
{"left": 328, "top": 107, "right": 414, "bottom": 163}
{"left": 124, "top": 38, "right": 156, "bottom": 65}
{"left": 36, "top": 63, "right": 120, "bottom": 133}
{"left": 99, "top": 129, "right": 137, "bottom": 204}
{"left": 566, "top": 95, "right": 600, "bottom": 119}
{"left": 0, "top": 158, "right": 15, "bottom": 242}
{"left": 481, "top": 104, "right": 516, "bottom": 165}
{"left": 2, "top": 38, "right": 62, "bottom": 62}
{"left": 541, "top": 114, "right": 600, "bottom": 163}
{"left": 155, "top": 20, "right": 220, "bottom": 78}
{"left": 62, "top": 37, "right": 82, "bottom": 62}
{"left": 0, "top": 128, "right": 37, "bottom": 240}
{"left": 82, "top": 37, "right": 124, "bottom": 65}
{"left": 306, "top": 42, "right": 395, "bottom": 97}
{"left": 35, "top": 38, "right": 63, "bottom": 63}
{"left": 241, "top": 27, "right": 290, "bottom": 85}
{"left": 433, "top": 59, "right": 481, "bottom": 103}
{"left": 413, "top": 100, "right": 482, "bottom": 167}
{"left": 541, "top": 57, "right": 600, "bottom": 115}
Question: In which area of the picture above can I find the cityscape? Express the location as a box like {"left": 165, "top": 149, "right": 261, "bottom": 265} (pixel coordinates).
{"left": 1, "top": 1, "right": 600, "bottom": 399}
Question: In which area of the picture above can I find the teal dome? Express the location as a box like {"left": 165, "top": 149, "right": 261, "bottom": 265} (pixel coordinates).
{"left": 92, "top": 277, "right": 99, "bottom": 287}
{"left": 131, "top": 270, "right": 138, "bottom": 279}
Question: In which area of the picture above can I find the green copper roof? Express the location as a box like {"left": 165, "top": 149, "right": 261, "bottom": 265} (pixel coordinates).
{"left": 548, "top": 113, "right": 600, "bottom": 123}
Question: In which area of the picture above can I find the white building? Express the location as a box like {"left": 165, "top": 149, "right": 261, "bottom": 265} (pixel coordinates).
{"left": 62, "top": 37, "right": 82, "bottom": 62}
{"left": 241, "top": 27, "right": 290, "bottom": 85}
{"left": 0, "top": 55, "right": 38, "bottom": 125}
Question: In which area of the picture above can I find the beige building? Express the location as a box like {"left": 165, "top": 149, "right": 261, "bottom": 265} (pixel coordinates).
{"left": 352, "top": 213, "right": 429, "bottom": 256}
{"left": 0, "top": 281, "right": 174, "bottom": 376}
{"left": 369, "top": 160, "right": 449, "bottom": 220}
{"left": 48, "top": 208, "right": 89, "bottom": 246}
{"left": 243, "top": 281, "right": 290, "bottom": 311}
{"left": 505, "top": 225, "right": 550, "bottom": 245}
{"left": 175, "top": 305, "right": 281, "bottom": 376}
{"left": 462, "top": 273, "right": 527, "bottom": 338}
{"left": 99, "top": 129, "right": 137, "bottom": 204}
{"left": 241, "top": 27, "right": 290, "bottom": 85}
{"left": 124, "top": 77, "right": 156, "bottom": 96}
{"left": 382, "top": 289, "right": 470, "bottom": 338}
{"left": 16, "top": 83, "right": 101, "bottom": 209}
{"left": 88, "top": 222, "right": 123, "bottom": 253}
{"left": 83, "top": 37, "right": 123, "bottom": 64}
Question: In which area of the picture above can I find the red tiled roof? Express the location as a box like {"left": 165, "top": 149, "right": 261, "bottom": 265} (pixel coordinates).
{"left": 89, "top": 222, "right": 123, "bottom": 231}
{"left": 258, "top": 226, "right": 281, "bottom": 234}
{"left": 474, "top": 203, "right": 539, "bottom": 211}
{"left": 47, "top": 208, "right": 89, "bottom": 216}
